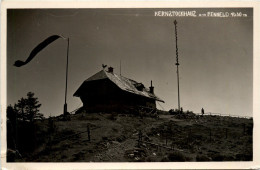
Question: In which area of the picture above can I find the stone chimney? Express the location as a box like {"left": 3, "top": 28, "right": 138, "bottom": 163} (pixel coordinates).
{"left": 108, "top": 66, "right": 114, "bottom": 73}
{"left": 149, "top": 80, "right": 154, "bottom": 94}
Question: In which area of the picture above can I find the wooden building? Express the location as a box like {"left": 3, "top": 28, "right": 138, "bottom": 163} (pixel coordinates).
{"left": 73, "top": 67, "right": 164, "bottom": 112}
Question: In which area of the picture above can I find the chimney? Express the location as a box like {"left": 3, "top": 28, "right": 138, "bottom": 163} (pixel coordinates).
{"left": 149, "top": 80, "right": 154, "bottom": 94}
{"left": 108, "top": 66, "right": 114, "bottom": 73}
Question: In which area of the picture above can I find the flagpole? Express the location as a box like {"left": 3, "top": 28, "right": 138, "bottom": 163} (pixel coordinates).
{"left": 64, "top": 38, "right": 69, "bottom": 115}
{"left": 174, "top": 20, "right": 181, "bottom": 114}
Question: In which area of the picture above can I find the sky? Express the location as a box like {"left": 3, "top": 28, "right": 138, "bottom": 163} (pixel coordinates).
{"left": 7, "top": 8, "right": 253, "bottom": 117}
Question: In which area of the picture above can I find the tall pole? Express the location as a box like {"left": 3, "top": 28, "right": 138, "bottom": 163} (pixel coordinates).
{"left": 64, "top": 38, "right": 69, "bottom": 115}
{"left": 174, "top": 20, "right": 181, "bottom": 113}
{"left": 120, "top": 59, "right": 121, "bottom": 76}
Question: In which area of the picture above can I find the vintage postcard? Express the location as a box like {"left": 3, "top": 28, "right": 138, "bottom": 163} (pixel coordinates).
{"left": 1, "top": 1, "right": 260, "bottom": 169}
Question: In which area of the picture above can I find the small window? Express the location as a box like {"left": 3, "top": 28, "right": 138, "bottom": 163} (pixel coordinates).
{"left": 134, "top": 83, "right": 144, "bottom": 91}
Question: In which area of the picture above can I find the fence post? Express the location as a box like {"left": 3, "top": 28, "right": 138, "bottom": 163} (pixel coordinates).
{"left": 187, "top": 127, "right": 192, "bottom": 144}
{"left": 209, "top": 128, "right": 212, "bottom": 142}
{"left": 243, "top": 123, "right": 246, "bottom": 135}
{"left": 165, "top": 132, "right": 168, "bottom": 146}
{"left": 189, "top": 127, "right": 192, "bottom": 141}
{"left": 138, "top": 133, "right": 140, "bottom": 147}
{"left": 138, "top": 130, "right": 142, "bottom": 147}
{"left": 87, "top": 124, "right": 90, "bottom": 141}
{"left": 140, "top": 130, "right": 143, "bottom": 142}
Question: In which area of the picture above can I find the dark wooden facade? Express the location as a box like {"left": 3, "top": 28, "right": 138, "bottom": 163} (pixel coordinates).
{"left": 74, "top": 69, "right": 163, "bottom": 112}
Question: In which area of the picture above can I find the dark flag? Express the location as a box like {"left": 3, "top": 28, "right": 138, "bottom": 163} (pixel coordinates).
{"left": 14, "top": 35, "right": 63, "bottom": 67}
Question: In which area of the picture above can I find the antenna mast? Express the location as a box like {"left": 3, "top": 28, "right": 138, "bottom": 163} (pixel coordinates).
{"left": 120, "top": 59, "right": 121, "bottom": 76}
{"left": 174, "top": 20, "right": 181, "bottom": 113}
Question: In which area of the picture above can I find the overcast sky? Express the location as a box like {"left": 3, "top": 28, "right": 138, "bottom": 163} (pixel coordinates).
{"left": 7, "top": 8, "right": 253, "bottom": 117}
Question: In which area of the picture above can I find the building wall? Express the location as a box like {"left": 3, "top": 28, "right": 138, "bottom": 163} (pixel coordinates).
{"left": 78, "top": 79, "right": 156, "bottom": 112}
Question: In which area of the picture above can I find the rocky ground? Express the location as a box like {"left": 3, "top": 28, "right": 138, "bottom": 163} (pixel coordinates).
{"left": 12, "top": 111, "right": 253, "bottom": 162}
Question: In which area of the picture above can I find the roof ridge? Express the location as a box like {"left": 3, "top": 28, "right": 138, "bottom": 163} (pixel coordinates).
{"left": 77, "top": 69, "right": 164, "bottom": 103}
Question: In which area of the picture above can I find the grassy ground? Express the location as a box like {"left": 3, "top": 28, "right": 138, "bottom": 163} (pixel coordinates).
{"left": 12, "top": 111, "right": 253, "bottom": 162}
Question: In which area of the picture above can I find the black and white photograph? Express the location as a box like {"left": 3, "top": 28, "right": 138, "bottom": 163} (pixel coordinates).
{"left": 1, "top": 2, "right": 260, "bottom": 169}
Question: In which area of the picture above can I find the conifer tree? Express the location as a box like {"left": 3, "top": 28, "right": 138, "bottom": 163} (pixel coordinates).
{"left": 13, "top": 92, "right": 43, "bottom": 122}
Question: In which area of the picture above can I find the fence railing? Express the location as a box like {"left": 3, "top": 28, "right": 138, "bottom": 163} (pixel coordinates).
{"left": 194, "top": 112, "right": 252, "bottom": 119}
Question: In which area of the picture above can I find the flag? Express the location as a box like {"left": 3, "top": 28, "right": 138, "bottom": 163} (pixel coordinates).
{"left": 14, "top": 35, "right": 64, "bottom": 67}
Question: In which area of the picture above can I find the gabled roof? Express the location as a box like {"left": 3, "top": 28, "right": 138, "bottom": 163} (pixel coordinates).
{"left": 73, "top": 69, "right": 164, "bottom": 103}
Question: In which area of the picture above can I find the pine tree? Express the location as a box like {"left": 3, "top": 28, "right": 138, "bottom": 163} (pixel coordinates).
{"left": 14, "top": 97, "right": 27, "bottom": 121}
{"left": 13, "top": 92, "right": 43, "bottom": 122}
{"left": 25, "top": 92, "right": 42, "bottom": 122}
{"left": 7, "top": 105, "right": 16, "bottom": 124}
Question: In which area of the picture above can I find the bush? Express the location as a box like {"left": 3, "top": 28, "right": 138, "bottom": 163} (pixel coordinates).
{"left": 169, "top": 109, "right": 178, "bottom": 115}
{"left": 235, "top": 153, "right": 252, "bottom": 161}
{"left": 161, "top": 156, "right": 169, "bottom": 162}
{"left": 167, "top": 151, "right": 192, "bottom": 162}
{"left": 145, "top": 156, "right": 156, "bottom": 162}
{"left": 196, "top": 154, "right": 212, "bottom": 161}
{"left": 211, "top": 153, "right": 223, "bottom": 161}
{"left": 211, "top": 153, "right": 235, "bottom": 161}
{"left": 108, "top": 113, "right": 117, "bottom": 120}
{"left": 116, "top": 135, "right": 126, "bottom": 142}
{"left": 75, "top": 107, "right": 85, "bottom": 114}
